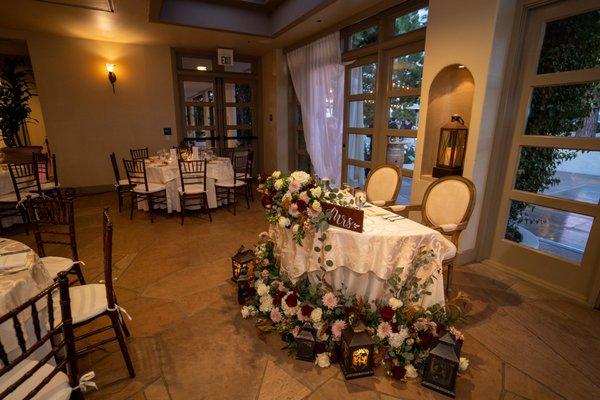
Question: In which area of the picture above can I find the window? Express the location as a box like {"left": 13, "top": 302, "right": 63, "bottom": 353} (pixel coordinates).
{"left": 348, "top": 26, "right": 379, "bottom": 50}
{"left": 394, "top": 7, "right": 428, "bottom": 36}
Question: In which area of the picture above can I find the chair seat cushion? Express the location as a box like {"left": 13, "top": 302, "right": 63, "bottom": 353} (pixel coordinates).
{"left": 388, "top": 204, "right": 406, "bottom": 212}
{"left": 133, "top": 183, "right": 166, "bottom": 194}
{"left": 40, "top": 181, "right": 60, "bottom": 191}
{"left": 40, "top": 256, "right": 74, "bottom": 279}
{"left": 178, "top": 184, "right": 205, "bottom": 194}
{"left": 0, "top": 192, "right": 39, "bottom": 203}
{"left": 0, "top": 359, "right": 71, "bottom": 400}
{"left": 68, "top": 283, "right": 108, "bottom": 324}
{"left": 371, "top": 200, "right": 386, "bottom": 206}
{"left": 442, "top": 238, "right": 457, "bottom": 261}
{"left": 216, "top": 180, "right": 246, "bottom": 188}
{"left": 439, "top": 223, "right": 458, "bottom": 233}
{"left": 118, "top": 179, "right": 130, "bottom": 186}
{"left": 235, "top": 172, "right": 249, "bottom": 180}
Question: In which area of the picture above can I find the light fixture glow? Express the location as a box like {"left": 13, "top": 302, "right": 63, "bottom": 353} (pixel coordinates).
{"left": 105, "top": 63, "right": 115, "bottom": 73}
{"left": 105, "top": 63, "right": 117, "bottom": 93}
{"left": 196, "top": 65, "right": 208, "bottom": 71}
{"left": 458, "top": 64, "right": 466, "bottom": 69}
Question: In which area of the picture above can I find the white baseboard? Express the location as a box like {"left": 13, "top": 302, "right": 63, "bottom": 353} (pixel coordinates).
{"left": 481, "top": 259, "right": 589, "bottom": 305}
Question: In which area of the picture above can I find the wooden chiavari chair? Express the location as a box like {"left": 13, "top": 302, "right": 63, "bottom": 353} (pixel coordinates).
{"left": 123, "top": 159, "right": 167, "bottom": 223}
{"left": 177, "top": 159, "right": 212, "bottom": 225}
{"left": 25, "top": 195, "right": 85, "bottom": 285}
{"left": 215, "top": 154, "right": 250, "bottom": 216}
{"left": 110, "top": 152, "right": 132, "bottom": 213}
{"left": 234, "top": 149, "right": 254, "bottom": 201}
{"left": 220, "top": 147, "right": 235, "bottom": 162}
{"left": 129, "top": 147, "right": 149, "bottom": 160}
{"left": 0, "top": 163, "right": 42, "bottom": 232}
{"left": 0, "top": 273, "right": 87, "bottom": 400}
{"left": 66, "top": 208, "right": 135, "bottom": 377}
{"left": 33, "top": 153, "right": 60, "bottom": 195}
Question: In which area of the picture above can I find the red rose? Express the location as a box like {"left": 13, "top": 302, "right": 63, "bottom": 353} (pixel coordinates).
{"left": 300, "top": 304, "right": 314, "bottom": 317}
{"left": 258, "top": 173, "right": 268, "bottom": 184}
{"left": 380, "top": 306, "right": 395, "bottom": 322}
{"left": 261, "top": 195, "right": 272, "bottom": 209}
{"left": 392, "top": 365, "right": 406, "bottom": 380}
{"left": 418, "top": 331, "right": 433, "bottom": 349}
{"left": 273, "top": 291, "right": 286, "bottom": 307}
{"left": 285, "top": 292, "right": 298, "bottom": 308}
{"left": 296, "top": 199, "right": 308, "bottom": 212}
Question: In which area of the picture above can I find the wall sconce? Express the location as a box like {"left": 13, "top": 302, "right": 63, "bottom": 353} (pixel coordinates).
{"left": 105, "top": 63, "right": 117, "bottom": 93}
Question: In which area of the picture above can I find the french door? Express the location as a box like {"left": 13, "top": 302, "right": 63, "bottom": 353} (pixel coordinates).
{"left": 180, "top": 77, "right": 258, "bottom": 157}
{"left": 489, "top": 0, "right": 600, "bottom": 304}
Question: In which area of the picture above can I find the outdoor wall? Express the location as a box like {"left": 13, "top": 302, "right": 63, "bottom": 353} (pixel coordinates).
{"left": 411, "top": 0, "right": 517, "bottom": 259}
{"left": 0, "top": 28, "right": 178, "bottom": 188}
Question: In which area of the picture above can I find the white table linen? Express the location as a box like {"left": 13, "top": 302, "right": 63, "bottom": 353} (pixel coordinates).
{"left": 0, "top": 238, "right": 53, "bottom": 361}
{"left": 271, "top": 205, "right": 455, "bottom": 307}
{"left": 137, "top": 159, "right": 234, "bottom": 212}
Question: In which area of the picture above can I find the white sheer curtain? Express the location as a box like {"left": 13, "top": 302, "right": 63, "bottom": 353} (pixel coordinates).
{"left": 287, "top": 32, "right": 344, "bottom": 185}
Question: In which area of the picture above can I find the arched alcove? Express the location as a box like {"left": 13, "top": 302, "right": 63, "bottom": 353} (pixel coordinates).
{"left": 420, "top": 64, "right": 474, "bottom": 177}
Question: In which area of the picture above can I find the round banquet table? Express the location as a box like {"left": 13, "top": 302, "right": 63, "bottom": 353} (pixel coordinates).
{"left": 0, "top": 169, "right": 24, "bottom": 228}
{"left": 271, "top": 204, "right": 456, "bottom": 308}
{"left": 0, "top": 238, "right": 53, "bottom": 361}
{"left": 138, "top": 157, "right": 235, "bottom": 212}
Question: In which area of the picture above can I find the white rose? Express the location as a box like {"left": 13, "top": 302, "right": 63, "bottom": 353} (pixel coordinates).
{"left": 389, "top": 297, "right": 403, "bottom": 310}
{"left": 274, "top": 179, "right": 284, "bottom": 190}
{"left": 278, "top": 216, "right": 290, "bottom": 227}
{"left": 290, "top": 170, "right": 311, "bottom": 184}
{"left": 256, "top": 282, "right": 269, "bottom": 297}
{"left": 259, "top": 294, "right": 273, "bottom": 313}
{"left": 292, "top": 224, "right": 300, "bottom": 234}
{"left": 310, "top": 186, "right": 322, "bottom": 198}
{"left": 311, "top": 200, "right": 322, "bottom": 212}
{"left": 311, "top": 308, "right": 323, "bottom": 323}
{"left": 405, "top": 364, "right": 418, "bottom": 379}
{"left": 459, "top": 357, "right": 469, "bottom": 372}
{"left": 388, "top": 327, "right": 409, "bottom": 348}
{"left": 271, "top": 170, "right": 281, "bottom": 178}
{"left": 241, "top": 305, "right": 256, "bottom": 319}
{"left": 315, "top": 352, "right": 331, "bottom": 368}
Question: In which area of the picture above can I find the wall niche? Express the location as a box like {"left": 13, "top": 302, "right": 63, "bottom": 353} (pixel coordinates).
{"left": 421, "top": 64, "right": 474, "bottom": 177}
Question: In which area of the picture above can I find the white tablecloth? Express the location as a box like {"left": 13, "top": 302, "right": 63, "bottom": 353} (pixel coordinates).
{"left": 271, "top": 205, "right": 455, "bottom": 307}
{"left": 138, "top": 158, "right": 234, "bottom": 212}
{"left": 0, "top": 238, "right": 53, "bottom": 360}
{"left": 0, "top": 169, "right": 24, "bottom": 228}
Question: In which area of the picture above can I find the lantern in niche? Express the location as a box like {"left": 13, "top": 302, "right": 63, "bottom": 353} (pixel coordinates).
{"left": 339, "top": 320, "right": 374, "bottom": 379}
{"left": 295, "top": 322, "right": 316, "bottom": 362}
{"left": 231, "top": 246, "right": 255, "bottom": 282}
{"left": 433, "top": 115, "right": 468, "bottom": 178}
{"left": 421, "top": 333, "right": 460, "bottom": 398}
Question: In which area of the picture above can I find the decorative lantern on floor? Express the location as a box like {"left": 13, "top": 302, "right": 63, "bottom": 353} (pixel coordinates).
{"left": 231, "top": 246, "right": 255, "bottom": 282}
{"left": 432, "top": 115, "right": 468, "bottom": 178}
{"left": 421, "top": 333, "right": 460, "bottom": 398}
{"left": 236, "top": 270, "right": 251, "bottom": 305}
{"left": 296, "top": 322, "right": 316, "bottom": 362}
{"left": 339, "top": 320, "right": 374, "bottom": 379}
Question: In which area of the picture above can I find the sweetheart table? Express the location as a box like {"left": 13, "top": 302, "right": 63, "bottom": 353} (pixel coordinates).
{"left": 271, "top": 204, "right": 455, "bottom": 307}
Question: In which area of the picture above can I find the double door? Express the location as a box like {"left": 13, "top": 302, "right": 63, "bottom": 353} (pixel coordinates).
{"left": 180, "top": 77, "right": 257, "bottom": 156}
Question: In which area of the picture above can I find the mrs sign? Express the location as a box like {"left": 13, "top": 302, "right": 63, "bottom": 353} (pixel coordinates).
{"left": 322, "top": 203, "right": 364, "bottom": 233}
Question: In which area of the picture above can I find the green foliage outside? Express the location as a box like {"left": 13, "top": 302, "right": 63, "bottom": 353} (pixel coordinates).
{"left": 505, "top": 10, "right": 600, "bottom": 242}
{"left": 0, "top": 56, "right": 35, "bottom": 147}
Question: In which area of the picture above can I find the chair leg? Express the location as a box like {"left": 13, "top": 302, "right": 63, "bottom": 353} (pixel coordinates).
{"left": 244, "top": 185, "right": 250, "bottom": 209}
{"left": 130, "top": 193, "right": 135, "bottom": 220}
{"left": 204, "top": 193, "right": 212, "bottom": 222}
{"left": 445, "top": 263, "right": 454, "bottom": 296}
{"left": 117, "top": 187, "right": 123, "bottom": 213}
{"left": 72, "top": 263, "right": 86, "bottom": 285}
{"left": 180, "top": 195, "right": 185, "bottom": 226}
{"left": 147, "top": 194, "right": 154, "bottom": 223}
{"left": 19, "top": 206, "right": 29, "bottom": 235}
{"left": 108, "top": 312, "right": 135, "bottom": 378}
{"left": 232, "top": 188, "right": 236, "bottom": 216}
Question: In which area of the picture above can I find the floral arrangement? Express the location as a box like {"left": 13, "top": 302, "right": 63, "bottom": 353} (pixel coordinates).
{"left": 242, "top": 232, "right": 471, "bottom": 380}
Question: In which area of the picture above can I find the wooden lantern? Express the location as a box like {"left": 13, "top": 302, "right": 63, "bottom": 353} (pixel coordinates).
{"left": 296, "top": 322, "right": 316, "bottom": 362}
{"left": 236, "top": 271, "right": 251, "bottom": 305}
{"left": 421, "top": 333, "right": 460, "bottom": 398}
{"left": 339, "top": 320, "right": 374, "bottom": 379}
{"left": 232, "top": 246, "right": 255, "bottom": 282}
{"left": 433, "top": 115, "right": 468, "bottom": 178}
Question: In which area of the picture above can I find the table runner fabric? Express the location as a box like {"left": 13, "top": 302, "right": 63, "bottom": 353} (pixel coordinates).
{"left": 138, "top": 159, "right": 234, "bottom": 212}
{"left": 271, "top": 205, "right": 455, "bottom": 307}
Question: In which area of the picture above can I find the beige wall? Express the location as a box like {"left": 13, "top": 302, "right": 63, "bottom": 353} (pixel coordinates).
{"left": 0, "top": 28, "right": 178, "bottom": 187}
{"left": 411, "top": 0, "right": 517, "bottom": 257}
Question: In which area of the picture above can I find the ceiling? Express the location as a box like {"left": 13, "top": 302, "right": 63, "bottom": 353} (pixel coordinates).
{"left": 0, "top": 0, "right": 393, "bottom": 55}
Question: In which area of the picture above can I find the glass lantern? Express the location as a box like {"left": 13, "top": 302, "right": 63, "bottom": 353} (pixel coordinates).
{"left": 295, "top": 322, "right": 316, "bottom": 362}
{"left": 421, "top": 333, "right": 460, "bottom": 397}
{"left": 236, "top": 270, "right": 251, "bottom": 305}
{"left": 433, "top": 115, "right": 468, "bottom": 178}
{"left": 231, "top": 246, "right": 255, "bottom": 282}
{"left": 339, "top": 320, "right": 374, "bottom": 379}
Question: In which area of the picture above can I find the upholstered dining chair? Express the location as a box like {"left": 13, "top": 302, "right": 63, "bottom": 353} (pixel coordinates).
{"left": 123, "top": 158, "right": 167, "bottom": 223}
{"left": 0, "top": 272, "right": 85, "bottom": 400}
{"left": 215, "top": 154, "right": 250, "bottom": 216}
{"left": 130, "top": 147, "right": 149, "bottom": 160}
{"left": 110, "top": 152, "right": 132, "bottom": 213}
{"left": 178, "top": 159, "right": 212, "bottom": 225}
{"left": 63, "top": 208, "right": 135, "bottom": 378}
{"left": 388, "top": 176, "right": 476, "bottom": 295}
{"left": 25, "top": 195, "right": 85, "bottom": 285}
{"left": 364, "top": 164, "right": 402, "bottom": 207}
{"left": 33, "top": 152, "right": 60, "bottom": 195}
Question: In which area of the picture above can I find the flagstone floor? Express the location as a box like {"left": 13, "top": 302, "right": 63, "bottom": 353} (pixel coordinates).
{"left": 5, "top": 192, "right": 600, "bottom": 400}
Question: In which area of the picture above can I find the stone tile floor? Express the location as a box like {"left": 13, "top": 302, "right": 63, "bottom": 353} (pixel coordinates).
{"left": 5, "top": 192, "right": 600, "bottom": 400}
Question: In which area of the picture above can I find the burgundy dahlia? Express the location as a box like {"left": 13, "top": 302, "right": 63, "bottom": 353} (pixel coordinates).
{"left": 418, "top": 331, "right": 433, "bottom": 349}
{"left": 261, "top": 195, "right": 273, "bottom": 209}
{"left": 380, "top": 306, "right": 395, "bottom": 322}
{"left": 300, "top": 304, "right": 314, "bottom": 318}
{"left": 296, "top": 199, "right": 308, "bottom": 212}
{"left": 285, "top": 292, "right": 298, "bottom": 308}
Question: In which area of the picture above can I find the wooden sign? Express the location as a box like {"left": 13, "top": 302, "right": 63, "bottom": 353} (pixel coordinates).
{"left": 218, "top": 48, "right": 234, "bottom": 66}
{"left": 322, "top": 203, "right": 364, "bottom": 233}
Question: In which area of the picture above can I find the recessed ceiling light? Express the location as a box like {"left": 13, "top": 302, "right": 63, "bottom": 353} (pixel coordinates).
{"left": 458, "top": 64, "right": 466, "bottom": 69}
{"left": 196, "top": 66, "right": 207, "bottom": 71}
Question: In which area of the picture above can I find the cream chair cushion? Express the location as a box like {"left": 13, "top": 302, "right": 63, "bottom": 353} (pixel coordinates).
{"left": 40, "top": 256, "right": 74, "bottom": 279}
{"left": 365, "top": 166, "right": 400, "bottom": 204}
{"left": 424, "top": 179, "right": 471, "bottom": 227}
{"left": 0, "top": 359, "right": 71, "bottom": 400}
